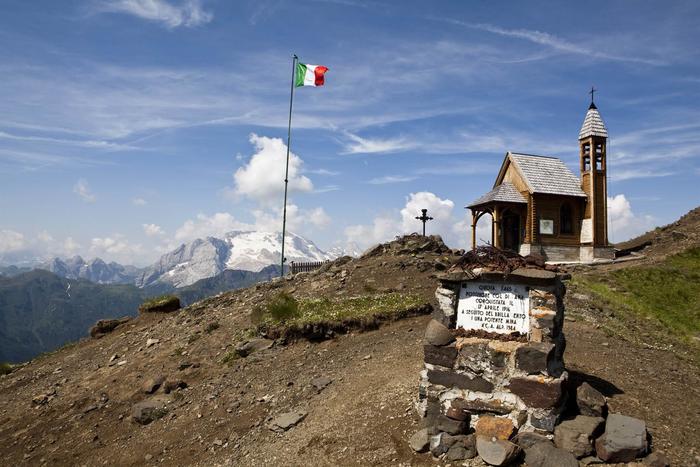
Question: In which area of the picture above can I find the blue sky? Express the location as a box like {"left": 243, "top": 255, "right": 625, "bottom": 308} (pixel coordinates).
{"left": 1, "top": 0, "right": 699, "bottom": 266}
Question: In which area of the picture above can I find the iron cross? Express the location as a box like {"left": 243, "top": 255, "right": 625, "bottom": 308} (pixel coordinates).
{"left": 589, "top": 86, "right": 597, "bottom": 104}
{"left": 415, "top": 208, "right": 434, "bottom": 236}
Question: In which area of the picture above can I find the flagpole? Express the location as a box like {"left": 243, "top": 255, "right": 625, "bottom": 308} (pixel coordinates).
{"left": 281, "top": 54, "right": 298, "bottom": 277}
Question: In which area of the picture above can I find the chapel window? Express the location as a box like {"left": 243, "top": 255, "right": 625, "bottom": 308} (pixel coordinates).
{"left": 560, "top": 203, "right": 573, "bottom": 234}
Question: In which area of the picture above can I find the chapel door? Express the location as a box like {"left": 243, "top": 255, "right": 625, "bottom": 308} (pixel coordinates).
{"left": 502, "top": 211, "right": 521, "bottom": 253}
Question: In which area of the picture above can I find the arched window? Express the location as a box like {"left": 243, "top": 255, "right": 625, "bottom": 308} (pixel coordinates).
{"left": 560, "top": 203, "right": 573, "bottom": 234}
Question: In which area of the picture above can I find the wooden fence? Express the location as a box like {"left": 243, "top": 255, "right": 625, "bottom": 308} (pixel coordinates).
{"left": 289, "top": 260, "right": 329, "bottom": 275}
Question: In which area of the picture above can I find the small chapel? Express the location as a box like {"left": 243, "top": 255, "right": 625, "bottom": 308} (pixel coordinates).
{"left": 467, "top": 97, "right": 615, "bottom": 262}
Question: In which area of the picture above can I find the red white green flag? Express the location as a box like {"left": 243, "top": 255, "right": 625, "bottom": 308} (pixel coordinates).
{"left": 295, "top": 63, "right": 328, "bottom": 87}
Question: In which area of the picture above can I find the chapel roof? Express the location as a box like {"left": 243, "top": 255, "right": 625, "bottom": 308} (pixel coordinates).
{"left": 498, "top": 152, "right": 587, "bottom": 198}
{"left": 467, "top": 182, "right": 527, "bottom": 208}
{"left": 579, "top": 103, "right": 608, "bottom": 139}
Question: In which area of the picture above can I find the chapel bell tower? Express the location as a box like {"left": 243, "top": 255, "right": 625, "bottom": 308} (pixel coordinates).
{"left": 578, "top": 89, "right": 609, "bottom": 247}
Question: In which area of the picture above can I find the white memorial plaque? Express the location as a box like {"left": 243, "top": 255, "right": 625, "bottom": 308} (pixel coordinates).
{"left": 539, "top": 219, "right": 554, "bottom": 235}
{"left": 580, "top": 218, "right": 592, "bottom": 243}
{"left": 457, "top": 282, "right": 529, "bottom": 334}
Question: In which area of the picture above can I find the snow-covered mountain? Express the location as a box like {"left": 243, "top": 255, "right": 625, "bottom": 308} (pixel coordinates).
{"left": 137, "top": 231, "right": 335, "bottom": 289}
{"left": 39, "top": 256, "right": 142, "bottom": 284}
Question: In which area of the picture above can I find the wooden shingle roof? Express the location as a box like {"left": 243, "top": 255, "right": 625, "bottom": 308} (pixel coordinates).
{"left": 499, "top": 152, "right": 587, "bottom": 198}
{"left": 579, "top": 103, "right": 608, "bottom": 139}
{"left": 467, "top": 182, "right": 527, "bottom": 208}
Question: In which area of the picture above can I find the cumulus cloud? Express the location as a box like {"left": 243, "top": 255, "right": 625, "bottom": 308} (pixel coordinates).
{"left": 90, "top": 234, "right": 143, "bottom": 263}
{"left": 607, "top": 194, "right": 656, "bottom": 242}
{"left": 233, "top": 134, "right": 313, "bottom": 205}
{"left": 345, "top": 191, "right": 472, "bottom": 249}
{"left": 97, "top": 0, "right": 213, "bottom": 28}
{"left": 73, "top": 179, "right": 96, "bottom": 203}
{"left": 174, "top": 212, "right": 250, "bottom": 242}
{"left": 0, "top": 230, "right": 25, "bottom": 253}
{"left": 132, "top": 197, "right": 147, "bottom": 206}
{"left": 143, "top": 223, "right": 165, "bottom": 237}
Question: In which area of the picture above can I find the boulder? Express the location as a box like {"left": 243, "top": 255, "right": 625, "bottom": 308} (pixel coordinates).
{"left": 523, "top": 441, "right": 578, "bottom": 467}
{"left": 408, "top": 428, "right": 430, "bottom": 453}
{"left": 475, "top": 416, "right": 515, "bottom": 441}
{"left": 577, "top": 382, "right": 607, "bottom": 417}
{"left": 424, "top": 319, "right": 454, "bottom": 346}
{"left": 554, "top": 416, "right": 604, "bottom": 458}
{"left": 475, "top": 436, "right": 521, "bottom": 466}
{"left": 141, "top": 375, "right": 165, "bottom": 394}
{"left": 594, "top": 413, "right": 648, "bottom": 463}
{"left": 268, "top": 410, "right": 307, "bottom": 432}
{"left": 131, "top": 400, "right": 168, "bottom": 425}
{"left": 235, "top": 338, "right": 273, "bottom": 358}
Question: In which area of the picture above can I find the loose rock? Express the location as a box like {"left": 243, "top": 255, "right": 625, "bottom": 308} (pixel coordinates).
{"left": 409, "top": 428, "right": 430, "bottom": 453}
{"left": 475, "top": 436, "right": 521, "bottom": 466}
{"left": 424, "top": 319, "right": 454, "bottom": 346}
{"left": 524, "top": 441, "right": 578, "bottom": 467}
{"left": 131, "top": 400, "right": 168, "bottom": 425}
{"left": 235, "top": 338, "right": 273, "bottom": 358}
{"left": 311, "top": 376, "right": 332, "bottom": 393}
{"left": 577, "top": 382, "right": 607, "bottom": 417}
{"left": 141, "top": 375, "right": 165, "bottom": 394}
{"left": 554, "top": 415, "right": 604, "bottom": 458}
{"left": 268, "top": 410, "right": 307, "bottom": 432}
{"left": 475, "top": 416, "right": 515, "bottom": 440}
{"left": 594, "top": 413, "right": 648, "bottom": 463}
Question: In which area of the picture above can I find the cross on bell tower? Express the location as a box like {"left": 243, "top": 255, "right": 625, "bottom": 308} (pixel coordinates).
{"left": 415, "top": 208, "right": 434, "bottom": 236}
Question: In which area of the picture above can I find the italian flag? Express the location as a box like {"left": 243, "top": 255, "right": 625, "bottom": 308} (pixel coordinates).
{"left": 295, "top": 63, "right": 329, "bottom": 87}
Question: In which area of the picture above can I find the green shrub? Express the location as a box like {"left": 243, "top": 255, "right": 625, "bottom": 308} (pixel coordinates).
{"left": 204, "top": 321, "right": 220, "bottom": 334}
{"left": 0, "top": 362, "right": 13, "bottom": 375}
{"left": 267, "top": 292, "right": 300, "bottom": 322}
{"left": 139, "top": 295, "right": 181, "bottom": 313}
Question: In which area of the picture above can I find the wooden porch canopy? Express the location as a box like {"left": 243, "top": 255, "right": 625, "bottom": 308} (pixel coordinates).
{"left": 466, "top": 182, "right": 527, "bottom": 250}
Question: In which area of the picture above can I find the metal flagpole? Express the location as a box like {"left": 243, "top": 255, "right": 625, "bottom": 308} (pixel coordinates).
{"left": 281, "top": 54, "right": 298, "bottom": 277}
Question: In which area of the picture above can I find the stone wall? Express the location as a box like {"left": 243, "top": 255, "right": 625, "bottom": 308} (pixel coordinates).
{"left": 418, "top": 268, "right": 568, "bottom": 438}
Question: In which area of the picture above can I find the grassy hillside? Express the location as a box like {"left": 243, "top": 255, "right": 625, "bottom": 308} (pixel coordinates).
{"left": 572, "top": 247, "right": 700, "bottom": 362}
{"left": 0, "top": 270, "right": 146, "bottom": 363}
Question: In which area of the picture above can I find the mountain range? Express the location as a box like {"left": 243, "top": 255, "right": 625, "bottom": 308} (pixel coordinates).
{"left": 39, "top": 230, "right": 350, "bottom": 289}
{"left": 1, "top": 230, "right": 357, "bottom": 363}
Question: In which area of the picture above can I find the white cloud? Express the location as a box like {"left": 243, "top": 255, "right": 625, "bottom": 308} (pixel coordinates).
{"left": 73, "top": 179, "right": 96, "bottom": 203}
{"left": 89, "top": 234, "right": 143, "bottom": 263}
{"left": 449, "top": 20, "right": 664, "bottom": 66}
{"left": 97, "top": 0, "right": 213, "bottom": 28}
{"left": 307, "top": 207, "right": 332, "bottom": 229}
{"left": 143, "top": 223, "right": 165, "bottom": 237}
{"left": 63, "top": 237, "right": 82, "bottom": 256}
{"left": 36, "top": 230, "right": 54, "bottom": 243}
{"left": 174, "top": 212, "right": 250, "bottom": 242}
{"left": 233, "top": 133, "right": 313, "bottom": 205}
{"left": 0, "top": 230, "right": 25, "bottom": 253}
{"left": 609, "top": 169, "right": 675, "bottom": 182}
{"left": 367, "top": 175, "right": 417, "bottom": 185}
{"left": 342, "top": 131, "right": 415, "bottom": 154}
{"left": 608, "top": 194, "right": 656, "bottom": 242}
{"left": 132, "top": 197, "right": 147, "bottom": 206}
{"left": 345, "top": 191, "right": 469, "bottom": 249}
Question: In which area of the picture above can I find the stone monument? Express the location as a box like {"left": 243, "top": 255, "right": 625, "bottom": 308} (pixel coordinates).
{"left": 418, "top": 250, "right": 568, "bottom": 440}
